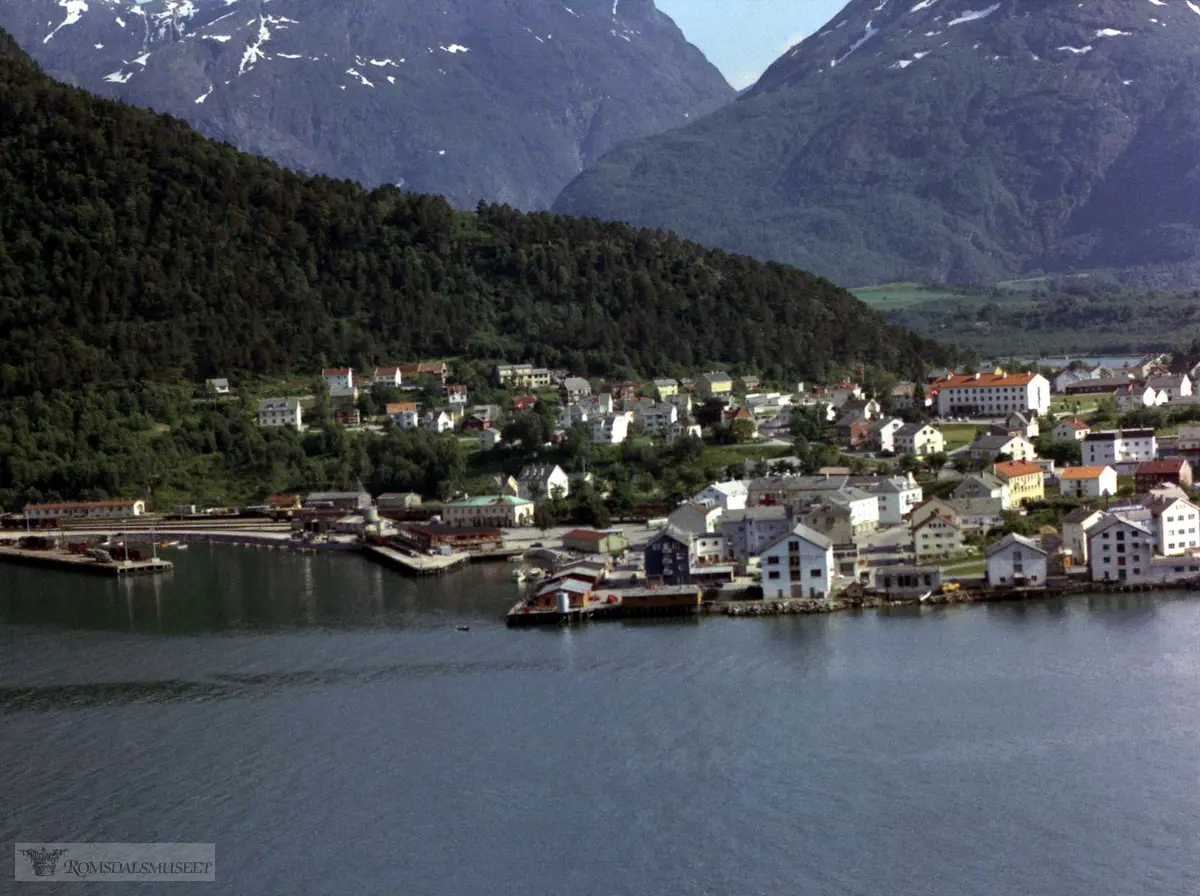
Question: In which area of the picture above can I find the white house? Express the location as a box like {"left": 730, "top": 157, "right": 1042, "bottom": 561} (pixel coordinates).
{"left": 1062, "top": 507, "right": 1107, "bottom": 565}
{"left": 932, "top": 371, "right": 1051, "bottom": 417}
{"left": 442, "top": 495, "right": 534, "bottom": 528}
{"left": 1144, "top": 494, "right": 1200, "bottom": 557}
{"left": 1114, "top": 383, "right": 1164, "bottom": 412}
{"left": 322, "top": 367, "right": 354, "bottom": 392}
{"left": 692, "top": 481, "right": 749, "bottom": 513}
{"left": 1088, "top": 515, "right": 1156, "bottom": 583}
{"left": 870, "top": 418, "right": 905, "bottom": 454}
{"left": 1147, "top": 373, "right": 1192, "bottom": 401}
{"left": 422, "top": 410, "right": 454, "bottom": 434}
{"left": 667, "top": 501, "right": 723, "bottom": 536}
{"left": 390, "top": 408, "right": 420, "bottom": 429}
{"left": 257, "top": 397, "right": 303, "bottom": 430}
{"left": 206, "top": 377, "right": 230, "bottom": 395}
{"left": 590, "top": 412, "right": 632, "bottom": 444}
{"left": 1058, "top": 466, "right": 1117, "bottom": 499}
{"left": 1052, "top": 419, "right": 1091, "bottom": 442}
{"left": 1052, "top": 369, "right": 1087, "bottom": 393}
{"left": 373, "top": 366, "right": 403, "bottom": 388}
{"left": 517, "top": 464, "right": 570, "bottom": 501}
{"left": 913, "top": 513, "right": 964, "bottom": 560}
{"left": 867, "top": 474, "right": 924, "bottom": 526}
{"left": 758, "top": 524, "right": 835, "bottom": 599}
{"left": 970, "top": 434, "right": 1036, "bottom": 463}
{"left": 1083, "top": 429, "right": 1157, "bottom": 466}
{"left": 985, "top": 533, "right": 1049, "bottom": 587}
{"left": 894, "top": 423, "right": 944, "bottom": 458}
{"left": 446, "top": 385, "right": 469, "bottom": 407}
{"left": 639, "top": 402, "right": 679, "bottom": 438}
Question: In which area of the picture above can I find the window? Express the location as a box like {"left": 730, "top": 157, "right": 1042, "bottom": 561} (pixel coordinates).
{"left": 767, "top": 571, "right": 780, "bottom": 580}
{"left": 767, "top": 555, "right": 779, "bottom": 565}
{"left": 810, "top": 569, "right": 821, "bottom": 578}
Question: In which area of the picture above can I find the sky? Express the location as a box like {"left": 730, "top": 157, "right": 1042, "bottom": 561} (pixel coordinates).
{"left": 655, "top": 0, "right": 849, "bottom": 89}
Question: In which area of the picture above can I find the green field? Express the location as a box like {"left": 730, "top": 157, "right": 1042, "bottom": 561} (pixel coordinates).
{"left": 939, "top": 423, "right": 981, "bottom": 450}
{"left": 850, "top": 282, "right": 970, "bottom": 310}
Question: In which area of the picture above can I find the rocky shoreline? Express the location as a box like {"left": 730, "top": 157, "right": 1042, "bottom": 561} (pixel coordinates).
{"left": 713, "top": 590, "right": 990, "bottom": 617}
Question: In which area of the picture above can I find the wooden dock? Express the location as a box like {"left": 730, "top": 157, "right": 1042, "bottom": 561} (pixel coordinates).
{"left": 505, "top": 586, "right": 703, "bottom": 626}
{"left": 361, "top": 544, "right": 469, "bottom": 576}
{"left": 0, "top": 545, "right": 173, "bottom": 577}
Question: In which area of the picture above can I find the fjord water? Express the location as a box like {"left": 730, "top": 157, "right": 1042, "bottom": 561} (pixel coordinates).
{"left": 3, "top": 548, "right": 1200, "bottom": 895}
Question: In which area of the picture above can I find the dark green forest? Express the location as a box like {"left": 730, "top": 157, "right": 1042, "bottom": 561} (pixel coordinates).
{"left": 0, "top": 30, "right": 955, "bottom": 401}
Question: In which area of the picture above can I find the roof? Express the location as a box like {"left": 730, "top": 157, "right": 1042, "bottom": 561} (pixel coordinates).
{"left": 958, "top": 471, "right": 1005, "bottom": 491}
{"left": 1146, "top": 374, "right": 1187, "bottom": 388}
{"left": 207, "top": 377, "right": 229, "bottom": 386}
{"left": 653, "top": 378, "right": 679, "bottom": 387}
{"left": 26, "top": 499, "right": 141, "bottom": 510}
{"left": 933, "top": 372, "right": 1038, "bottom": 389}
{"left": 1058, "top": 419, "right": 1091, "bottom": 431}
{"left": 1062, "top": 506, "right": 1107, "bottom": 525}
{"left": 265, "top": 494, "right": 299, "bottom": 505}
{"left": 1136, "top": 459, "right": 1188, "bottom": 475}
{"left": 719, "top": 506, "right": 790, "bottom": 523}
{"left": 258, "top": 397, "right": 301, "bottom": 411}
{"left": 762, "top": 523, "right": 833, "bottom": 554}
{"left": 445, "top": 495, "right": 532, "bottom": 507}
{"left": 386, "top": 402, "right": 418, "bottom": 414}
{"left": 895, "top": 422, "right": 936, "bottom": 437}
{"left": 518, "top": 463, "right": 565, "bottom": 481}
{"left": 1059, "top": 466, "right": 1110, "bottom": 480}
{"left": 993, "top": 461, "right": 1043, "bottom": 479}
{"left": 562, "top": 529, "right": 616, "bottom": 542}
{"left": 973, "top": 434, "right": 1025, "bottom": 451}
{"left": 699, "top": 371, "right": 732, "bottom": 382}
{"left": 1088, "top": 515, "right": 1153, "bottom": 538}
{"left": 322, "top": 367, "right": 352, "bottom": 376}
{"left": 374, "top": 366, "right": 401, "bottom": 376}
{"left": 648, "top": 525, "right": 696, "bottom": 547}
{"left": 562, "top": 377, "right": 591, "bottom": 391}
{"left": 914, "top": 513, "right": 961, "bottom": 531}
{"left": 984, "top": 533, "right": 1048, "bottom": 558}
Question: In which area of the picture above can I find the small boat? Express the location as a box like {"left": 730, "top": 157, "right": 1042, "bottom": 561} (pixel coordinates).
{"left": 918, "top": 591, "right": 933, "bottom": 603}
{"left": 456, "top": 625, "right": 470, "bottom": 632}
{"left": 175, "top": 544, "right": 189, "bottom": 551}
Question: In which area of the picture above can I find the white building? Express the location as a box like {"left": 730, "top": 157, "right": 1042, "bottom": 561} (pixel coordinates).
{"left": 373, "top": 366, "right": 403, "bottom": 388}
{"left": 590, "top": 412, "right": 632, "bottom": 444}
{"left": 517, "top": 464, "right": 570, "bottom": 502}
{"left": 1058, "top": 466, "right": 1117, "bottom": 499}
{"left": 913, "top": 513, "right": 964, "bottom": 560}
{"left": 639, "top": 402, "right": 679, "bottom": 438}
{"left": 932, "top": 371, "right": 1051, "bottom": 418}
{"left": 24, "top": 499, "right": 146, "bottom": 522}
{"left": 1114, "top": 383, "right": 1165, "bottom": 412}
{"left": 1051, "top": 419, "right": 1091, "bottom": 442}
{"left": 691, "top": 481, "right": 749, "bottom": 513}
{"left": 870, "top": 418, "right": 905, "bottom": 454}
{"left": 1088, "top": 516, "right": 1156, "bottom": 583}
{"left": 894, "top": 423, "right": 945, "bottom": 458}
{"left": 970, "top": 434, "right": 1036, "bottom": 463}
{"left": 442, "top": 495, "right": 534, "bottom": 528}
{"left": 1144, "top": 494, "right": 1200, "bottom": 557}
{"left": 1147, "top": 373, "right": 1192, "bottom": 401}
{"left": 257, "top": 397, "right": 303, "bottom": 430}
{"left": 391, "top": 409, "right": 420, "bottom": 429}
{"left": 867, "top": 475, "right": 924, "bottom": 526}
{"left": 322, "top": 367, "right": 354, "bottom": 392}
{"left": 1062, "top": 507, "right": 1107, "bottom": 566}
{"left": 1082, "top": 429, "right": 1157, "bottom": 466}
{"left": 667, "top": 502, "right": 723, "bottom": 536}
{"left": 759, "top": 524, "right": 835, "bottom": 599}
{"left": 206, "top": 377, "right": 230, "bottom": 395}
{"left": 985, "top": 534, "right": 1049, "bottom": 587}
{"left": 422, "top": 410, "right": 454, "bottom": 434}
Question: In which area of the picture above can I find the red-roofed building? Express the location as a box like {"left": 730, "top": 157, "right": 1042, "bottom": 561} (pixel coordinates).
{"left": 931, "top": 371, "right": 1050, "bottom": 418}
{"left": 266, "top": 494, "right": 301, "bottom": 509}
{"left": 992, "top": 461, "right": 1045, "bottom": 505}
{"left": 511, "top": 395, "right": 538, "bottom": 412}
{"left": 1136, "top": 459, "right": 1193, "bottom": 491}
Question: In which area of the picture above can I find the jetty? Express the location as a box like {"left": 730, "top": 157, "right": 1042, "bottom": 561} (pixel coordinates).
{"left": 506, "top": 585, "right": 703, "bottom": 626}
{"left": 0, "top": 543, "right": 173, "bottom": 577}
{"left": 361, "top": 543, "right": 469, "bottom": 576}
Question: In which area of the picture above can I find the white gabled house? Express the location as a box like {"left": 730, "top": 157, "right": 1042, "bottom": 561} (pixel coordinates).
{"left": 667, "top": 502, "right": 724, "bottom": 536}
{"left": 1052, "top": 419, "right": 1091, "bottom": 441}
{"left": 894, "top": 423, "right": 944, "bottom": 458}
{"left": 758, "top": 524, "right": 835, "bottom": 599}
{"left": 1058, "top": 466, "right": 1117, "bottom": 499}
{"left": 422, "top": 410, "right": 454, "bottom": 434}
{"left": 692, "top": 481, "right": 749, "bottom": 513}
{"left": 323, "top": 367, "right": 354, "bottom": 392}
{"left": 985, "top": 533, "right": 1049, "bottom": 587}
{"left": 517, "top": 464, "right": 570, "bottom": 502}
{"left": 257, "top": 398, "right": 303, "bottom": 430}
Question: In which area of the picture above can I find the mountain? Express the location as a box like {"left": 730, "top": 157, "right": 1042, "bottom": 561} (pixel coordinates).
{"left": 0, "top": 0, "right": 732, "bottom": 210}
{"left": 553, "top": 0, "right": 1200, "bottom": 285}
{"left": 0, "top": 28, "right": 956, "bottom": 401}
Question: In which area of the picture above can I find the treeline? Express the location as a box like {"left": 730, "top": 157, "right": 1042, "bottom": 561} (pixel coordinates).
{"left": 0, "top": 29, "right": 955, "bottom": 403}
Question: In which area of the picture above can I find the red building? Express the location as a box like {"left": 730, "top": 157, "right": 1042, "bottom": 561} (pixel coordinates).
{"left": 1135, "top": 459, "right": 1194, "bottom": 491}
{"left": 398, "top": 524, "right": 504, "bottom": 552}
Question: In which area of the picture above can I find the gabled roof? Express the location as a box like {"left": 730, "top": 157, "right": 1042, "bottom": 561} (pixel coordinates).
{"left": 993, "top": 461, "right": 1043, "bottom": 479}
{"left": 1057, "top": 419, "right": 1091, "bottom": 431}
{"left": 1136, "top": 459, "right": 1188, "bottom": 475}
{"left": 984, "top": 533, "right": 1048, "bottom": 558}
{"left": 913, "top": 513, "right": 961, "bottom": 531}
{"left": 1059, "top": 466, "right": 1110, "bottom": 480}
{"left": 933, "top": 372, "right": 1038, "bottom": 389}
{"left": 322, "top": 367, "right": 352, "bottom": 376}
{"left": 973, "top": 434, "right": 1026, "bottom": 452}
{"left": 762, "top": 523, "right": 833, "bottom": 554}
{"left": 1062, "top": 506, "right": 1107, "bottom": 525}
{"left": 1088, "top": 514, "right": 1153, "bottom": 538}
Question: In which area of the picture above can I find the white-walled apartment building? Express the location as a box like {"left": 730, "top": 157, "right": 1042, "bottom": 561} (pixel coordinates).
{"left": 24, "top": 499, "right": 147, "bottom": 522}
{"left": 322, "top": 367, "right": 354, "bottom": 392}
{"left": 257, "top": 398, "right": 303, "bottom": 430}
{"left": 932, "top": 372, "right": 1051, "bottom": 418}
{"left": 495, "top": 364, "right": 552, "bottom": 389}
{"left": 1082, "top": 429, "right": 1158, "bottom": 466}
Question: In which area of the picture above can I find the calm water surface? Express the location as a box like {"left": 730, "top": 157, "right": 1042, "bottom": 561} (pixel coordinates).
{"left": 3, "top": 546, "right": 1200, "bottom": 895}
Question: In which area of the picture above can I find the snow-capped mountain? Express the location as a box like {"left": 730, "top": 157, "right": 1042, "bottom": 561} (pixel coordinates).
{"left": 554, "top": 0, "right": 1200, "bottom": 284}
{"left": 2, "top": 0, "right": 732, "bottom": 208}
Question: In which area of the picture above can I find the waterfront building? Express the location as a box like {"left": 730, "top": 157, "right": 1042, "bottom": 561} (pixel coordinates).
{"left": 644, "top": 527, "right": 694, "bottom": 586}
{"left": 912, "top": 513, "right": 963, "bottom": 560}
{"left": 758, "top": 524, "right": 835, "bottom": 600}
{"left": 718, "top": 506, "right": 792, "bottom": 560}
{"left": 562, "top": 529, "right": 628, "bottom": 556}
{"left": 874, "top": 565, "right": 942, "bottom": 598}
{"left": 23, "top": 499, "right": 146, "bottom": 522}
{"left": 985, "top": 534, "right": 1049, "bottom": 587}
{"left": 442, "top": 495, "right": 534, "bottom": 528}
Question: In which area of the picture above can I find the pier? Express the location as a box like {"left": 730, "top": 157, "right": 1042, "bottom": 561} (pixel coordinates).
{"left": 0, "top": 544, "right": 173, "bottom": 577}
{"left": 506, "top": 585, "right": 703, "bottom": 626}
{"left": 361, "top": 544, "right": 469, "bottom": 576}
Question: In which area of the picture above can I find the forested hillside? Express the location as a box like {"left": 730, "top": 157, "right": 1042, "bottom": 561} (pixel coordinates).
{"left": 0, "top": 29, "right": 955, "bottom": 401}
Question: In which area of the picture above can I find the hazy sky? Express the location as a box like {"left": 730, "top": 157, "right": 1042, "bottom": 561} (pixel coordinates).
{"left": 655, "top": 0, "right": 849, "bottom": 88}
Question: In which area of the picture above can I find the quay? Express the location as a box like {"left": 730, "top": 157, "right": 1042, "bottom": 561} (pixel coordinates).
{"left": 361, "top": 544, "right": 469, "bottom": 576}
{"left": 506, "top": 585, "right": 703, "bottom": 626}
{"left": 0, "top": 544, "right": 173, "bottom": 577}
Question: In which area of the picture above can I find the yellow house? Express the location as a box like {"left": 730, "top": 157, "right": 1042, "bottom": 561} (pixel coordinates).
{"left": 696, "top": 371, "right": 733, "bottom": 398}
{"left": 653, "top": 378, "right": 679, "bottom": 399}
{"left": 992, "top": 461, "right": 1045, "bottom": 506}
